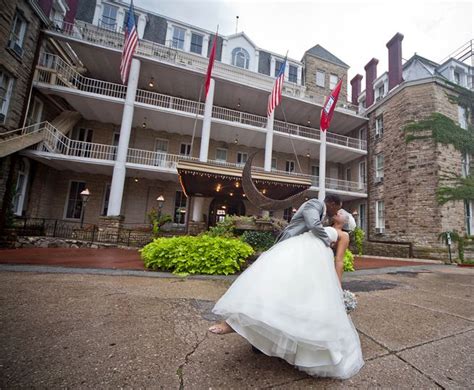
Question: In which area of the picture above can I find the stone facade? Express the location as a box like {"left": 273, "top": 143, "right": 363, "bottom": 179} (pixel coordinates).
{"left": 0, "top": 0, "right": 43, "bottom": 132}
{"left": 366, "top": 80, "right": 470, "bottom": 257}
{"left": 302, "top": 53, "right": 348, "bottom": 104}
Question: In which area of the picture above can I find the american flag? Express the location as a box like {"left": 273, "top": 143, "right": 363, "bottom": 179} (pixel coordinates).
{"left": 267, "top": 57, "right": 287, "bottom": 117}
{"left": 120, "top": 1, "right": 138, "bottom": 84}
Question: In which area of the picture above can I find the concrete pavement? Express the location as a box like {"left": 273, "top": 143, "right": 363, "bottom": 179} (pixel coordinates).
{"left": 0, "top": 265, "right": 473, "bottom": 388}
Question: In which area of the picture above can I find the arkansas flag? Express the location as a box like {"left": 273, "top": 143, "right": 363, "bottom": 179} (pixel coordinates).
{"left": 320, "top": 79, "right": 343, "bottom": 132}
{"left": 204, "top": 32, "right": 218, "bottom": 100}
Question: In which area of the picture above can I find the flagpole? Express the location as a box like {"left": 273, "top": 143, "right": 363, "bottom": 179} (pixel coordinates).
{"left": 318, "top": 130, "right": 326, "bottom": 201}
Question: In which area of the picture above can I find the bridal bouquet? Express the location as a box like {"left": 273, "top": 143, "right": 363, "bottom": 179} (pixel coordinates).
{"left": 343, "top": 290, "right": 357, "bottom": 313}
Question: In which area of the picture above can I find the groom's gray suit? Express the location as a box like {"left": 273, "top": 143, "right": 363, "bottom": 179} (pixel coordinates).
{"left": 275, "top": 198, "right": 330, "bottom": 246}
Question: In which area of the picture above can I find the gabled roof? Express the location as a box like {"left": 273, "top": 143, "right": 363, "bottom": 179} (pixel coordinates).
{"left": 304, "top": 44, "right": 349, "bottom": 68}
{"left": 226, "top": 32, "right": 258, "bottom": 49}
{"left": 403, "top": 54, "right": 439, "bottom": 70}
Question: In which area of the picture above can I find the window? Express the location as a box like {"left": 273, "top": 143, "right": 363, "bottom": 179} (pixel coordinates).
{"left": 311, "top": 165, "right": 319, "bottom": 177}
{"left": 466, "top": 200, "right": 473, "bottom": 236}
{"left": 71, "top": 128, "right": 93, "bottom": 157}
{"left": 0, "top": 70, "right": 14, "bottom": 123}
{"left": 375, "top": 115, "right": 384, "bottom": 137}
{"left": 190, "top": 33, "right": 203, "bottom": 54}
{"left": 375, "top": 200, "right": 385, "bottom": 230}
{"left": 101, "top": 3, "right": 118, "bottom": 30}
{"left": 155, "top": 138, "right": 169, "bottom": 166}
{"left": 377, "top": 84, "right": 385, "bottom": 100}
{"left": 26, "top": 97, "right": 43, "bottom": 126}
{"left": 65, "top": 181, "right": 86, "bottom": 219}
{"left": 286, "top": 160, "right": 295, "bottom": 173}
{"left": 271, "top": 158, "right": 277, "bottom": 170}
{"left": 180, "top": 143, "right": 191, "bottom": 156}
{"left": 101, "top": 184, "right": 111, "bottom": 216}
{"left": 346, "top": 168, "right": 352, "bottom": 182}
{"left": 359, "top": 127, "right": 367, "bottom": 148}
{"left": 216, "top": 148, "right": 227, "bottom": 162}
{"left": 329, "top": 74, "right": 338, "bottom": 89}
{"left": 237, "top": 152, "right": 248, "bottom": 165}
{"left": 9, "top": 11, "right": 27, "bottom": 56}
{"left": 289, "top": 65, "right": 298, "bottom": 83}
{"left": 458, "top": 105, "right": 467, "bottom": 129}
{"left": 283, "top": 207, "right": 293, "bottom": 222}
{"left": 454, "top": 71, "right": 460, "bottom": 84}
{"left": 174, "top": 191, "right": 187, "bottom": 224}
{"left": 172, "top": 26, "right": 185, "bottom": 50}
{"left": 12, "top": 158, "right": 29, "bottom": 216}
{"left": 232, "top": 47, "right": 250, "bottom": 69}
{"left": 359, "top": 161, "right": 366, "bottom": 188}
{"left": 375, "top": 154, "right": 384, "bottom": 181}
{"left": 358, "top": 203, "right": 367, "bottom": 232}
{"left": 462, "top": 153, "right": 471, "bottom": 178}
{"left": 316, "top": 70, "right": 325, "bottom": 87}
{"left": 275, "top": 60, "right": 284, "bottom": 77}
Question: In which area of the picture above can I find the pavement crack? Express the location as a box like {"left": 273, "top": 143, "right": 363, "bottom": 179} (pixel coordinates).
{"left": 177, "top": 330, "right": 209, "bottom": 389}
{"left": 394, "top": 354, "right": 445, "bottom": 389}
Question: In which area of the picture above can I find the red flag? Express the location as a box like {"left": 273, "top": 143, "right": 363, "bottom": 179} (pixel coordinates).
{"left": 320, "top": 79, "right": 343, "bottom": 131}
{"left": 205, "top": 32, "right": 218, "bottom": 99}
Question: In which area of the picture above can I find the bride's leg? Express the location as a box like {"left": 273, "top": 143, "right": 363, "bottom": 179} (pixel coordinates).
{"left": 208, "top": 321, "right": 235, "bottom": 335}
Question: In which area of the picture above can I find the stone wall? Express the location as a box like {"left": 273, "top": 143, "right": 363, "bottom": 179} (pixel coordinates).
{"left": 302, "top": 53, "right": 348, "bottom": 104}
{"left": 366, "top": 81, "right": 468, "bottom": 250}
{"left": 0, "top": 0, "right": 42, "bottom": 132}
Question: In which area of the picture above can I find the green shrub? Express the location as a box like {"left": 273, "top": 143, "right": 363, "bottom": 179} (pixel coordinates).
{"left": 344, "top": 249, "right": 355, "bottom": 272}
{"left": 353, "top": 227, "right": 365, "bottom": 255}
{"left": 206, "top": 216, "right": 236, "bottom": 238}
{"left": 241, "top": 230, "right": 275, "bottom": 252}
{"left": 140, "top": 235, "right": 254, "bottom": 275}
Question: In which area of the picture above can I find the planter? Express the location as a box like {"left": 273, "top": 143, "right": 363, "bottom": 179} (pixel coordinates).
{"left": 234, "top": 222, "right": 257, "bottom": 231}
{"left": 457, "top": 263, "right": 474, "bottom": 267}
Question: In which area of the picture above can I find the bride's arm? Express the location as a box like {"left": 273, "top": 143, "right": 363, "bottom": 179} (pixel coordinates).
{"left": 334, "top": 231, "right": 349, "bottom": 286}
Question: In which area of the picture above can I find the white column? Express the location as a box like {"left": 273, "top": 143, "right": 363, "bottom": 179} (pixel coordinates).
{"left": 116, "top": 9, "right": 125, "bottom": 32}
{"left": 270, "top": 57, "right": 276, "bottom": 77}
{"left": 108, "top": 58, "right": 141, "bottom": 216}
{"left": 264, "top": 110, "right": 274, "bottom": 172}
{"left": 137, "top": 14, "right": 147, "bottom": 39}
{"left": 199, "top": 78, "right": 215, "bottom": 162}
{"left": 192, "top": 197, "right": 204, "bottom": 222}
{"left": 203, "top": 35, "right": 209, "bottom": 57}
{"left": 297, "top": 65, "right": 302, "bottom": 85}
{"left": 318, "top": 131, "right": 327, "bottom": 201}
{"left": 92, "top": 0, "right": 102, "bottom": 26}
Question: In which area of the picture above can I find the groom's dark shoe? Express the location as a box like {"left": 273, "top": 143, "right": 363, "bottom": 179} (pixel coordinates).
{"left": 251, "top": 345, "right": 263, "bottom": 354}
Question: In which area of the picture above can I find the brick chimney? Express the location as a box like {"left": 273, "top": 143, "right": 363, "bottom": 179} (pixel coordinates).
{"left": 364, "top": 58, "right": 379, "bottom": 107}
{"left": 386, "top": 33, "right": 404, "bottom": 91}
{"left": 350, "top": 74, "right": 363, "bottom": 105}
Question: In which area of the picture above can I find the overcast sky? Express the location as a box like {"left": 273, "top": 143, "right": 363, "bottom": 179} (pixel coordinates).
{"left": 135, "top": 0, "right": 473, "bottom": 85}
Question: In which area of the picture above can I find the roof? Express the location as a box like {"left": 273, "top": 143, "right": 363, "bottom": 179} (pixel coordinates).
{"left": 304, "top": 44, "right": 349, "bottom": 68}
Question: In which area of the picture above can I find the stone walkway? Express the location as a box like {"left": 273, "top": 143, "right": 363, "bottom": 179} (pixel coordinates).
{"left": 0, "top": 264, "right": 472, "bottom": 388}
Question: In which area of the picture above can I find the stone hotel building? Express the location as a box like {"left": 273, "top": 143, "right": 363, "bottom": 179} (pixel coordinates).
{"left": 0, "top": 0, "right": 472, "bottom": 259}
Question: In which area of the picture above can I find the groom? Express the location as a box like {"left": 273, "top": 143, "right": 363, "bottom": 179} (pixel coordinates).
{"left": 275, "top": 194, "right": 342, "bottom": 246}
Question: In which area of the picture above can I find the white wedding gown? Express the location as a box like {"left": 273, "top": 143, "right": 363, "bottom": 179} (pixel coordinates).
{"left": 212, "top": 227, "right": 364, "bottom": 379}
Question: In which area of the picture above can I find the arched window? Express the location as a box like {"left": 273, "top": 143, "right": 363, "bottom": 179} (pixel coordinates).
{"left": 232, "top": 47, "right": 250, "bottom": 69}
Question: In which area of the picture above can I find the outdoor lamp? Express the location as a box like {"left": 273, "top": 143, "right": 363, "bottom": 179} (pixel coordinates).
{"left": 156, "top": 195, "right": 165, "bottom": 218}
{"left": 80, "top": 188, "right": 91, "bottom": 228}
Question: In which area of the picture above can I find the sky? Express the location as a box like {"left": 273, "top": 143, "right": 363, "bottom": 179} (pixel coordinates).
{"left": 134, "top": 0, "right": 473, "bottom": 84}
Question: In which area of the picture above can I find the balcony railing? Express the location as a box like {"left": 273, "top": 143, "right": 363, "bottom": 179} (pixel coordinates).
{"left": 35, "top": 54, "right": 367, "bottom": 152}
{"left": 127, "top": 148, "right": 198, "bottom": 168}
{"left": 46, "top": 20, "right": 307, "bottom": 98}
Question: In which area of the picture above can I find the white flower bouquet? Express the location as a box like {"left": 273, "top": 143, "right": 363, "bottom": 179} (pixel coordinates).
{"left": 343, "top": 290, "right": 357, "bottom": 313}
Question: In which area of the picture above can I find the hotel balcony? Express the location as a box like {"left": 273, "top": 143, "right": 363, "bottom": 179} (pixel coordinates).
{"left": 34, "top": 54, "right": 367, "bottom": 165}
{"left": 2, "top": 122, "right": 366, "bottom": 199}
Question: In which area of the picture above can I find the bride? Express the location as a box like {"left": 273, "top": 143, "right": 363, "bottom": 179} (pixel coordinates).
{"left": 208, "top": 208, "right": 364, "bottom": 379}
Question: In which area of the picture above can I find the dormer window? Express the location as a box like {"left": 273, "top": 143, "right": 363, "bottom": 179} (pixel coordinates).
{"left": 101, "top": 3, "right": 118, "bottom": 30}
{"left": 172, "top": 26, "right": 185, "bottom": 50}
{"left": 190, "top": 33, "right": 203, "bottom": 55}
{"left": 454, "top": 71, "right": 460, "bottom": 84}
{"left": 232, "top": 47, "right": 250, "bottom": 69}
{"left": 378, "top": 85, "right": 385, "bottom": 99}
